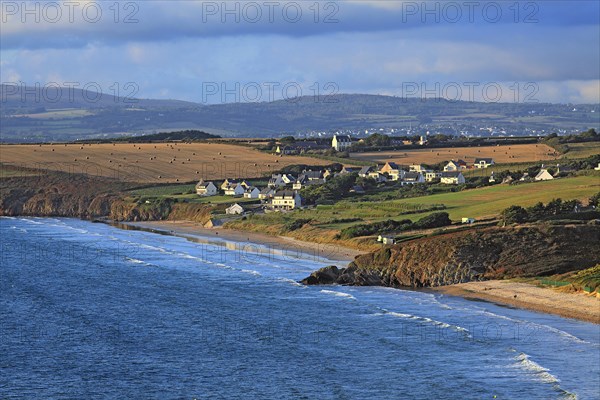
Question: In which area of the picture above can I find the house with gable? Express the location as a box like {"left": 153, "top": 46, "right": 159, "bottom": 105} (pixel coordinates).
{"left": 440, "top": 171, "right": 466, "bottom": 185}
{"left": 196, "top": 180, "right": 218, "bottom": 196}
{"left": 444, "top": 160, "right": 467, "bottom": 172}
{"left": 332, "top": 135, "right": 353, "bottom": 151}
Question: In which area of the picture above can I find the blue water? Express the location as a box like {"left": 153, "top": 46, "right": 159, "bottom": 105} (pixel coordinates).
{"left": 1, "top": 218, "right": 599, "bottom": 399}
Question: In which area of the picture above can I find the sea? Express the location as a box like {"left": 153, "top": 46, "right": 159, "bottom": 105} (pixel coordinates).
{"left": 1, "top": 217, "right": 599, "bottom": 399}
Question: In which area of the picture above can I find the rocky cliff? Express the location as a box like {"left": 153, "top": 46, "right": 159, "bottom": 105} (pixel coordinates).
{"left": 0, "top": 173, "right": 215, "bottom": 223}
{"left": 302, "top": 224, "right": 600, "bottom": 287}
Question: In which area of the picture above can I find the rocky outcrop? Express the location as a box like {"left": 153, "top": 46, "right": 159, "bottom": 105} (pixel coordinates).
{"left": 0, "top": 173, "right": 132, "bottom": 218}
{"left": 302, "top": 224, "right": 600, "bottom": 288}
{"left": 0, "top": 173, "right": 215, "bottom": 224}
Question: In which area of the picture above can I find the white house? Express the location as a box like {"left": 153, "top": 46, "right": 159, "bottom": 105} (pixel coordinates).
{"left": 380, "top": 162, "right": 403, "bottom": 181}
{"left": 359, "top": 166, "right": 387, "bottom": 182}
{"left": 444, "top": 160, "right": 467, "bottom": 172}
{"left": 534, "top": 169, "right": 554, "bottom": 181}
{"left": 270, "top": 190, "right": 302, "bottom": 210}
{"left": 259, "top": 187, "right": 275, "bottom": 200}
{"left": 462, "top": 217, "right": 476, "bottom": 224}
{"left": 224, "top": 183, "right": 246, "bottom": 196}
{"left": 425, "top": 171, "right": 442, "bottom": 182}
{"left": 268, "top": 173, "right": 296, "bottom": 188}
{"left": 225, "top": 203, "right": 245, "bottom": 215}
{"left": 377, "top": 235, "right": 396, "bottom": 245}
{"left": 400, "top": 172, "right": 425, "bottom": 186}
{"left": 195, "top": 180, "right": 218, "bottom": 196}
{"left": 440, "top": 171, "right": 466, "bottom": 185}
{"left": 221, "top": 179, "right": 250, "bottom": 191}
{"left": 243, "top": 187, "right": 260, "bottom": 199}
{"left": 332, "top": 135, "right": 352, "bottom": 151}
{"left": 409, "top": 164, "right": 427, "bottom": 173}
{"left": 474, "top": 158, "right": 495, "bottom": 168}
{"left": 595, "top": 163, "right": 600, "bottom": 171}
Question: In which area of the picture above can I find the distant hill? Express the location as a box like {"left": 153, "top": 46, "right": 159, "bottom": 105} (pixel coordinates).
{"left": 97, "top": 130, "right": 220, "bottom": 143}
{"left": 0, "top": 84, "right": 197, "bottom": 110}
{"left": 1, "top": 88, "right": 598, "bottom": 142}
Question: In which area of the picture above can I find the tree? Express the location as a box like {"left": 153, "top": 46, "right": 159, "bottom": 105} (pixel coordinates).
{"left": 279, "top": 136, "right": 296, "bottom": 143}
{"left": 413, "top": 212, "right": 452, "bottom": 229}
{"left": 500, "top": 206, "right": 528, "bottom": 225}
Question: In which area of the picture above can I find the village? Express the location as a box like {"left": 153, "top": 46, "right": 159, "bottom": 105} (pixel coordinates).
{"left": 195, "top": 135, "right": 588, "bottom": 222}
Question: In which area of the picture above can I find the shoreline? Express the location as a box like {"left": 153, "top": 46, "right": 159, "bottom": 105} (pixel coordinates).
{"left": 118, "top": 220, "right": 364, "bottom": 263}
{"left": 432, "top": 281, "right": 600, "bottom": 324}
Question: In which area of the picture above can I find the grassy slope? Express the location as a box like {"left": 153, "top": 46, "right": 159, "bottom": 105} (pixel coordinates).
{"left": 311, "top": 174, "right": 600, "bottom": 224}
{"left": 374, "top": 174, "right": 600, "bottom": 222}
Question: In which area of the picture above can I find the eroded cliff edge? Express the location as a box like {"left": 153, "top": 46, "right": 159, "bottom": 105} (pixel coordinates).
{"left": 0, "top": 173, "right": 214, "bottom": 223}
{"left": 302, "top": 224, "right": 600, "bottom": 287}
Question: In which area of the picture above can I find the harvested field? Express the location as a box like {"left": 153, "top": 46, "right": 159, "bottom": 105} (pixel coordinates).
{"left": 0, "top": 142, "right": 330, "bottom": 183}
{"left": 350, "top": 143, "right": 559, "bottom": 165}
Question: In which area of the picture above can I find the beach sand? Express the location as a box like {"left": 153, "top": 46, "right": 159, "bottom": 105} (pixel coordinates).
{"left": 433, "top": 280, "right": 600, "bottom": 324}
{"left": 121, "top": 220, "right": 364, "bottom": 263}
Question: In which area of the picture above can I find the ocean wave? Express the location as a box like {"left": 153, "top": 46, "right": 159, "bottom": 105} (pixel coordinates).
{"left": 241, "top": 269, "right": 262, "bottom": 276}
{"left": 20, "top": 218, "right": 44, "bottom": 225}
{"left": 511, "top": 351, "right": 579, "bottom": 399}
{"left": 275, "top": 277, "right": 305, "bottom": 287}
{"left": 474, "top": 308, "right": 593, "bottom": 346}
{"left": 513, "top": 352, "right": 559, "bottom": 384}
{"left": 379, "top": 308, "right": 471, "bottom": 335}
{"left": 320, "top": 290, "right": 356, "bottom": 300}
{"left": 125, "top": 257, "right": 152, "bottom": 266}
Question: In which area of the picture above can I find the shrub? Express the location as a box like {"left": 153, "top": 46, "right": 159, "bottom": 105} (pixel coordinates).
{"left": 413, "top": 212, "right": 452, "bottom": 229}
{"left": 283, "top": 218, "right": 312, "bottom": 232}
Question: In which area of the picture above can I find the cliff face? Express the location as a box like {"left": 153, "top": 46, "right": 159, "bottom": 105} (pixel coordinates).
{"left": 0, "top": 174, "right": 215, "bottom": 224}
{"left": 302, "top": 224, "right": 600, "bottom": 287}
{"left": 0, "top": 173, "right": 131, "bottom": 218}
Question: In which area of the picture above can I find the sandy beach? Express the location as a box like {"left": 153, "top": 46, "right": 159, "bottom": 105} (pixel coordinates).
{"left": 120, "top": 220, "right": 364, "bottom": 263}
{"left": 434, "top": 280, "right": 600, "bottom": 324}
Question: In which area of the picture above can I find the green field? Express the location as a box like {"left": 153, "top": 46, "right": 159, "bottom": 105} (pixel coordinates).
{"left": 16, "top": 109, "right": 94, "bottom": 119}
{"left": 232, "top": 174, "right": 600, "bottom": 233}
{"left": 388, "top": 174, "right": 599, "bottom": 222}
{"left": 562, "top": 142, "right": 600, "bottom": 159}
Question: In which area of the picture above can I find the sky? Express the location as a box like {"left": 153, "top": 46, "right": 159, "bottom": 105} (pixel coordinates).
{"left": 1, "top": 0, "right": 599, "bottom": 104}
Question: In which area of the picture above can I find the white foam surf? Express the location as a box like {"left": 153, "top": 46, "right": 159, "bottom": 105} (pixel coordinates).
{"left": 320, "top": 290, "right": 356, "bottom": 300}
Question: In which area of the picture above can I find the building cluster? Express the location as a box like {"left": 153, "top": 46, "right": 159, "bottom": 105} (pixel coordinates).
{"left": 196, "top": 157, "right": 499, "bottom": 212}
{"left": 355, "top": 159, "right": 480, "bottom": 186}
{"left": 195, "top": 174, "right": 306, "bottom": 212}
{"left": 275, "top": 135, "right": 354, "bottom": 155}
{"left": 516, "top": 164, "right": 578, "bottom": 183}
